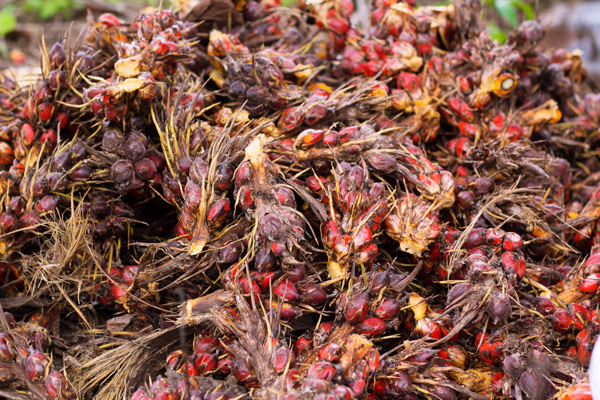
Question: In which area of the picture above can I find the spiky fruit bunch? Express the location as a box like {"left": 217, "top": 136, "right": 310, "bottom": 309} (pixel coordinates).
{"left": 0, "top": 312, "right": 75, "bottom": 399}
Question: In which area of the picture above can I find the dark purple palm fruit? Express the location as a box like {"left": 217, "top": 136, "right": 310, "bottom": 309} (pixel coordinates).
{"left": 518, "top": 369, "right": 549, "bottom": 400}
{"left": 503, "top": 353, "right": 527, "bottom": 379}
{"left": 221, "top": 53, "right": 286, "bottom": 115}
{"left": 487, "top": 290, "right": 511, "bottom": 324}
{"left": 123, "top": 132, "right": 147, "bottom": 162}
{"left": 102, "top": 127, "right": 124, "bottom": 152}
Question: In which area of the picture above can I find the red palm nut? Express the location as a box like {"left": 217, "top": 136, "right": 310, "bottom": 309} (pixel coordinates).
{"left": 195, "top": 352, "right": 218, "bottom": 373}
{"left": 535, "top": 297, "right": 555, "bottom": 315}
{"left": 365, "top": 152, "right": 397, "bottom": 173}
{"left": 501, "top": 251, "right": 526, "bottom": 278}
{"left": 273, "top": 186, "right": 296, "bottom": 208}
{"left": 570, "top": 303, "right": 591, "bottom": 330}
{"left": 218, "top": 358, "right": 233, "bottom": 374}
{"left": 207, "top": 198, "right": 231, "bottom": 230}
{"left": 300, "top": 284, "right": 327, "bottom": 306}
{"left": 357, "top": 317, "right": 387, "bottom": 337}
{"left": 415, "top": 318, "right": 442, "bottom": 339}
{"left": 564, "top": 383, "right": 593, "bottom": 400}
{"left": 464, "top": 227, "right": 486, "bottom": 249}
{"left": 295, "top": 129, "right": 325, "bottom": 149}
{"left": 458, "top": 121, "right": 478, "bottom": 138}
{"left": 366, "top": 347, "right": 380, "bottom": 372}
{"left": 490, "top": 372, "right": 504, "bottom": 396}
{"left": 278, "top": 107, "right": 303, "bottom": 131}
{"left": 21, "top": 123, "right": 35, "bottom": 146}
{"left": 240, "top": 278, "right": 261, "bottom": 302}
{"left": 503, "top": 232, "right": 523, "bottom": 252}
{"left": 580, "top": 273, "right": 600, "bottom": 293}
{"left": 121, "top": 265, "right": 138, "bottom": 285}
{"left": 353, "top": 225, "right": 373, "bottom": 251}
{"left": 0, "top": 142, "right": 15, "bottom": 169}
{"left": 0, "top": 213, "right": 19, "bottom": 233}
{"left": 268, "top": 301, "right": 298, "bottom": 321}
{"left": 552, "top": 309, "right": 573, "bottom": 333}
{"left": 307, "top": 361, "right": 336, "bottom": 381}
{"left": 321, "top": 220, "right": 340, "bottom": 248}
{"left": 485, "top": 228, "right": 504, "bottom": 246}
{"left": 40, "top": 129, "right": 57, "bottom": 148}
{"left": 0, "top": 333, "right": 13, "bottom": 361}
{"left": 479, "top": 342, "right": 503, "bottom": 366}
{"left": 373, "top": 379, "right": 390, "bottom": 397}
{"left": 374, "top": 299, "right": 401, "bottom": 320}
{"left": 345, "top": 293, "right": 369, "bottom": 323}
{"left": 333, "top": 234, "right": 353, "bottom": 258}
{"left": 166, "top": 350, "right": 184, "bottom": 370}
{"left": 110, "top": 283, "right": 126, "bottom": 300}
{"left": 44, "top": 370, "right": 70, "bottom": 398}
{"left": 38, "top": 102, "right": 55, "bottom": 123}
{"left": 322, "top": 131, "right": 338, "bottom": 146}
{"left": 319, "top": 343, "right": 342, "bottom": 362}
{"left": 334, "top": 385, "right": 354, "bottom": 400}
{"left": 55, "top": 112, "right": 69, "bottom": 129}
{"left": 273, "top": 346, "right": 294, "bottom": 372}
{"left": 195, "top": 336, "right": 219, "bottom": 354}
{"left": 359, "top": 243, "right": 378, "bottom": 265}
{"left": 294, "top": 335, "right": 312, "bottom": 357}
{"left": 26, "top": 351, "right": 49, "bottom": 381}
{"left": 233, "top": 359, "right": 252, "bottom": 382}
{"left": 306, "top": 176, "right": 327, "bottom": 192}
{"left": 448, "top": 97, "right": 474, "bottom": 121}
{"left": 274, "top": 279, "right": 299, "bottom": 302}
{"left": 130, "top": 387, "right": 153, "bottom": 400}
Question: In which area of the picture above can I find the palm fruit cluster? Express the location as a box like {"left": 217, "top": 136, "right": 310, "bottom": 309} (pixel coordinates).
{"left": 0, "top": 311, "right": 75, "bottom": 399}
{"left": 1, "top": 0, "right": 600, "bottom": 399}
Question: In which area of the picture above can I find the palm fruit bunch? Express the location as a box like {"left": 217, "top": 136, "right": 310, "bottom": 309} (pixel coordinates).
{"left": 0, "top": 311, "right": 75, "bottom": 399}
{"left": 3, "top": 0, "right": 600, "bottom": 398}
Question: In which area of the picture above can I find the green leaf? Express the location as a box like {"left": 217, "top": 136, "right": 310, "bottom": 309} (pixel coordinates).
{"left": 487, "top": 23, "right": 508, "bottom": 44}
{"left": 0, "top": 6, "right": 16, "bottom": 37}
{"left": 494, "top": 0, "right": 519, "bottom": 26}
{"left": 281, "top": 0, "right": 298, "bottom": 7}
{"left": 24, "top": 0, "right": 75, "bottom": 19}
{"left": 512, "top": 0, "right": 535, "bottom": 20}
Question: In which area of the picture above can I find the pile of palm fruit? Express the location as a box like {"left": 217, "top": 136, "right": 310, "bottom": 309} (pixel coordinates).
{"left": 0, "top": 0, "right": 598, "bottom": 398}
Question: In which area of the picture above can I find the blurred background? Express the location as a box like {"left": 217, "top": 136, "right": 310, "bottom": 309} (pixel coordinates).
{"left": 0, "top": 0, "right": 598, "bottom": 74}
